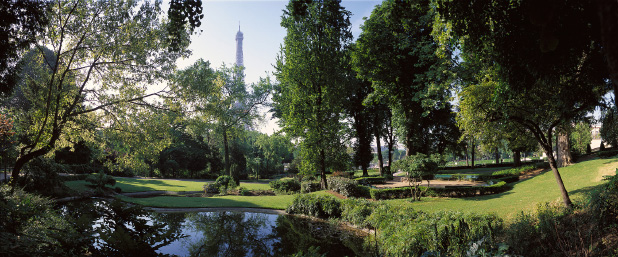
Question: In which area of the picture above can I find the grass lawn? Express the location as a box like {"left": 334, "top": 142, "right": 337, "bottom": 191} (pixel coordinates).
{"left": 117, "top": 191, "right": 333, "bottom": 210}
{"left": 65, "top": 177, "right": 272, "bottom": 193}
{"left": 438, "top": 166, "right": 511, "bottom": 174}
{"left": 353, "top": 168, "right": 382, "bottom": 177}
{"left": 393, "top": 156, "right": 618, "bottom": 219}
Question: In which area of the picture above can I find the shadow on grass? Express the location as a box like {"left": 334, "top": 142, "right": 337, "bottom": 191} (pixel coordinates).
{"left": 123, "top": 195, "right": 275, "bottom": 209}
{"left": 116, "top": 178, "right": 186, "bottom": 192}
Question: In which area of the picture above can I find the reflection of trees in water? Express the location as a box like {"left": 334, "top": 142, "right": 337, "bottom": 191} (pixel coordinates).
{"left": 185, "top": 212, "right": 273, "bottom": 257}
{"left": 269, "top": 215, "right": 370, "bottom": 257}
{"left": 60, "top": 200, "right": 186, "bottom": 257}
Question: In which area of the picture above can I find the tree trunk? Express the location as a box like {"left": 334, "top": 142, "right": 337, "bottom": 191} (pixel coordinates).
{"left": 543, "top": 144, "right": 573, "bottom": 208}
{"left": 223, "top": 129, "right": 231, "bottom": 178}
{"left": 495, "top": 147, "right": 500, "bottom": 164}
{"left": 470, "top": 138, "right": 475, "bottom": 168}
{"left": 556, "top": 131, "right": 573, "bottom": 167}
{"left": 513, "top": 150, "right": 521, "bottom": 166}
{"left": 375, "top": 131, "right": 383, "bottom": 176}
{"left": 320, "top": 149, "right": 328, "bottom": 190}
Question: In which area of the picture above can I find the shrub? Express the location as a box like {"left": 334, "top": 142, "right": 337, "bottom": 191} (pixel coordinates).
{"left": 341, "top": 198, "right": 376, "bottom": 227}
{"left": 286, "top": 194, "right": 342, "bottom": 219}
{"left": 366, "top": 205, "right": 503, "bottom": 256}
{"left": 598, "top": 149, "right": 618, "bottom": 158}
{"left": 331, "top": 171, "right": 353, "bottom": 178}
{"left": 370, "top": 187, "right": 412, "bottom": 200}
{"left": 327, "top": 176, "right": 362, "bottom": 198}
{"left": 215, "top": 175, "right": 232, "bottom": 188}
{"left": 203, "top": 182, "right": 219, "bottom": 194}
{"left": 354, "top": 176, "right": 386, "bottom": 185}
{"left": 238, "top": 187, "right": 251, "bottom": 196}
{"left": 85, "top": 172, "right": 116, "bottom": 196}
{"left": 269, "top": 178, "right": 301, "bottom": 194}
{"left": 370, "top": 181, "right": 512, "bottom": 200}
{"left": 301, "top": 180, "right": 321, "bottom": 193}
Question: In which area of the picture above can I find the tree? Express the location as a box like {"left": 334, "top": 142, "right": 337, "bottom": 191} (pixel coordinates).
{"left": 0, "top": 0, "right": 50, "bottom": 96}
{"left": 273, "top": 0, "right": 352, "bottom": 189}
{"left": 6, "top": 0, "right": 198, "bottom": 186}
{"left": 354, "top": 0, "right": 456, "bottom": 156}
{"left": 344, "top": 77, "right": 373, "bottom": 177}
{"left": 438, "top": 0, "right": 610, "bottom": 208}
{"left": 569, "top": 121, "right": 593, "bottom": 156}
{"left": 171, "top": 60, "right": 270, "bottom": 182}
{"left": 393, "top": 153, "right": 443, "bottom": 201}
{"left": 600, "top": 106, "right": 618, "bottom": 148}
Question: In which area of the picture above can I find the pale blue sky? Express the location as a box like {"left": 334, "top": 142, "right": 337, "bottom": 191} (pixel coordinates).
{"left": 175, "top": 0, "right": 382, "bottom": 134}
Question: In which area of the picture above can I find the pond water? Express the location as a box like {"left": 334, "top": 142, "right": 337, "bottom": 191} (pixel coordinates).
{"left": 60, "top": 200, "right": 373, "bottom": 257}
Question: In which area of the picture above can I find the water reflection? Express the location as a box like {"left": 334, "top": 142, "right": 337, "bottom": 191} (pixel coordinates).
{"left": 61, "top": 200, "right": 372, "bottom": 257}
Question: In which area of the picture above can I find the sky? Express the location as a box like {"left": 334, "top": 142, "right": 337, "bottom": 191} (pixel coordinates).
{"left": 174, "top": 0, "right": 382, "bottom": 135}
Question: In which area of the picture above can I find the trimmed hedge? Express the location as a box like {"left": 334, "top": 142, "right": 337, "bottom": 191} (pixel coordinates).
{"left": 269, "top": 178, "right": 301, "bottom": 194}
{"left": 301, "top": 180, "right": 321, "bottom": 193}
{"left": 354, "top": 176, "right": 387, "bottom": 185}
{"left": 370, "top": 180, "right": 512, "bottom": 200}
{"left": 326, "top": 177, "right": 359, "bottom": 198}
{"left": 598, "top": 149, "right": 618, "bottom": 158}
{"left": 286, "top": 194, "right": 341, "bottom": 219}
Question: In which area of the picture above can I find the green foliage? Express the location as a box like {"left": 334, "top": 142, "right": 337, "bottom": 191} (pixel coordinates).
{"left": 0, "top": 186, "right": 80, "bottom": 256}
{"left": 370, "top": 181, "right": 512, "bottom": 200}
{"left": 393, "top": 153, "right": 444, "bottom": 201}
{"left": 18, "top": 157, "right": 71, "bottom": 196}
{"left": 326, "top": 176, "right": 367, "bottom": 198}
{"left": 291, "top": 246, "right": 326, "bottom": 257}
{"left": 366, "top": 205, "right": 503, "bottom": 256}
{"left": 286, "top": 194, "right": 342, "bottom": 219}
{"left": 238, "top": 187, "right": 251, "bottom": 196}
{"left": 274, "top": 0, "right": 352, "bottom": 188}
{"left": 590, "top": 171, "right": 618, "bottom": 226}
{"left": 354, "top": 0, "right": 458, "bottom": 155}
{"left": 300, "top": 180, "right": 321, "bottom": 194}
{"left": 599, "top": 149, "right": 618, "bottom": 158}
{"left": 85, "top": 172, "right": 116, "bottom": 196}
{"left": 569, "top": 122, "right": 593, "bottom": 155}
{"left": 354, "top": 176, "right": 387, "bottom": 185}
{"left": 341, "top": 198, "right": 376, "bottom": 228}
{"left": 203, "top": 182, "right": 219, "bottom": 194}
{"left": 269, "top": 178, "right": 301, "bottom": 194}
{"left": 601, "top": 106, "right": 618, "bottom": 146}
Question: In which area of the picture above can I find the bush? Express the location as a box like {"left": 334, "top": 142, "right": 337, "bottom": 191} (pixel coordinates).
{"left": 269, "top": 178, "right": 301, "bottom": 194}
{"left": 370, "top": 187, "right": 412, "bottom": 200}
{"left": 366, "top": 205, "right": 503, "bottom": 256}
{"left": 238, "top": 187, "right": 251, "bottom": 196}
{"left": 286, "top": 194, "right": 342, "bottom": 219}
{"left": 301, "top": 180, "right": 321, "bottom": 193}
{"left": 598, "top": 149, "right": 618, "bottom": 158}
{"left": 354, "top": 176, "right": 386, "bottom": 185}
{"left": 327, "top": 176, "right": 362, "bottom": 198}
{"left": 215, "top": 175, "right": 232, "bottom": 188}
{"left": 85, "top": 172, "right": 116, "bottom": 196}
{"left": 341, "top": 198, "right": 376, "bottom": 227}
{"left": 331, "top": 171, "right": 353, "bottom": 178}
{"left": 203, "top": 182, "right": 219, "bottom": 194}
{"left": 370, "top": 181, "right": 512, "bottom": 200}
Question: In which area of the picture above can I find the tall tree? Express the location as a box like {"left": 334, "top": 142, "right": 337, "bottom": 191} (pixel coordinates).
{"left": 344, "top": 77, "right": 373, "bottom": 177}
{"left": 0, "top": 0, "right": 50, "bottom": 96}
{"left": 354, "top": 0, "right": 455, "bottom": 156}
{"left": 7, "top": 0, "right": 198, "bottom": 186}
{"left": 171, "top": 60, "right": 270, "bottom": 182}
{"left": 438, "top": 0, "right": 610, "bottom": 207}
{"left": 273, "top": 0, "right": 352, "bottom": 189}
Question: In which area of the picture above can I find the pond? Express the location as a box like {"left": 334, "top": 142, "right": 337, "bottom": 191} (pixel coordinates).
{"left": 60, "top": 200, "right": 373, "bottom": 257}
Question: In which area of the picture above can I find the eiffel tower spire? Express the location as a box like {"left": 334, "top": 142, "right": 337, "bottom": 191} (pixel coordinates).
{"left": 235, "top": 23, "right": 244, "bottom": 67}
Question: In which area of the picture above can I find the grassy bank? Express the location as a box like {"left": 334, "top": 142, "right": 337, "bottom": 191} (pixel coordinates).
{"left": 65, "top": 177, "right": 272, "bottom": 193}
{"left": 393, "top": 157, "right": 618, "bottom": 218}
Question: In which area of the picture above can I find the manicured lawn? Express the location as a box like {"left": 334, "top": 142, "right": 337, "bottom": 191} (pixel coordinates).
{"left": 118, "top": 191, "right": 333, "bottom": 210}
{"left": 394, "top": 157, "right": 618, "bottom": 219}
{"left": 65, "top": 177, "right": 272, "bottom": 193}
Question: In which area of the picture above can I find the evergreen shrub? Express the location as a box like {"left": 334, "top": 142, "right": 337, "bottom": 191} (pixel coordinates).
{"left": 286, "top": 194, "right": 341, "bottom": 219}
{"left": 269, "top": 178, "right": 301, "bottom": 194}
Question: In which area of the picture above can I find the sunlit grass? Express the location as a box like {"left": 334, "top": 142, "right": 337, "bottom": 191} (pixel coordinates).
{"left": 65, "top": 177, "right": 273, "bottom": 193}
{"left": 392, "top": 156, "right": 618, "bottom": 219}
